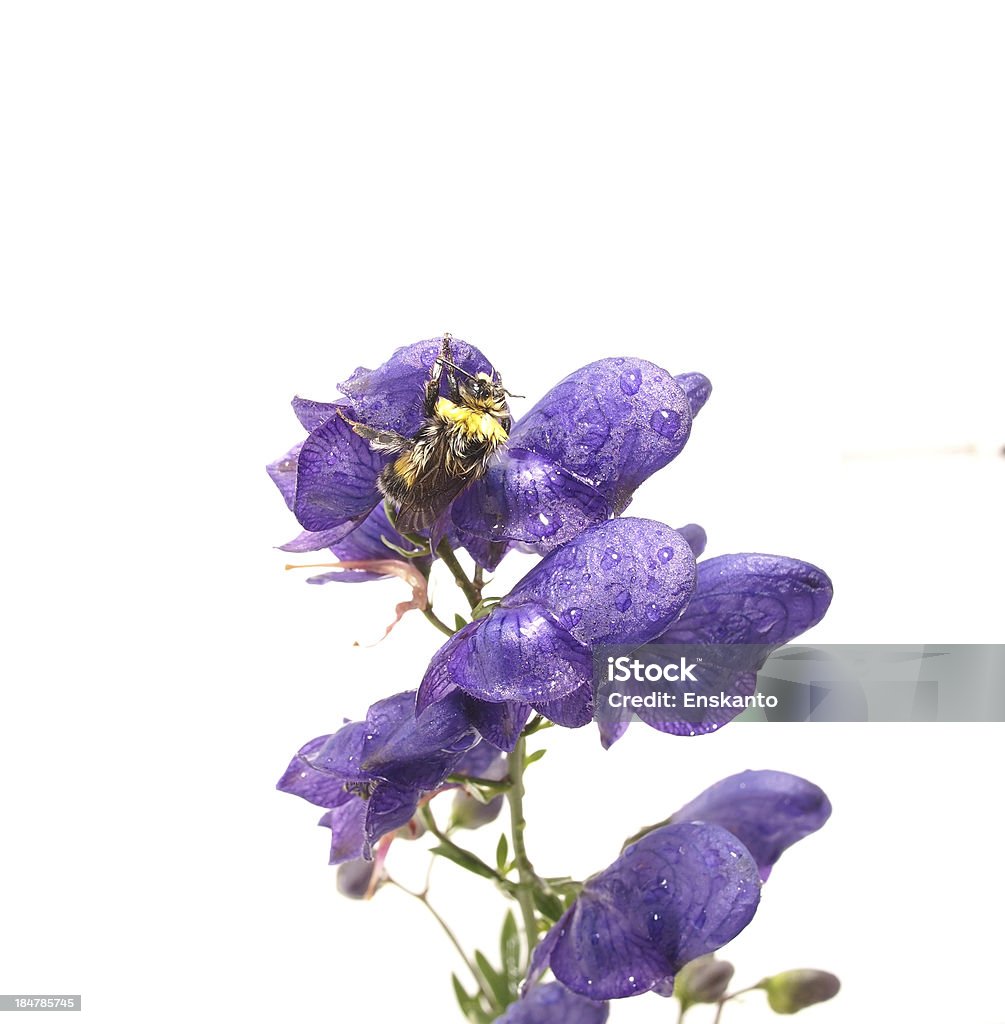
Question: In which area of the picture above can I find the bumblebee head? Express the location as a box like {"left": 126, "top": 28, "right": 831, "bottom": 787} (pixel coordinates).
{"left": 458, "top": 371, "right": 512, "bottom": 416}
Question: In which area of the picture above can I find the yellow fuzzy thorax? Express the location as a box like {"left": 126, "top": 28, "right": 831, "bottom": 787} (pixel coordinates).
{"left": 435, "top": 396, "right": 509, "bottom": 444}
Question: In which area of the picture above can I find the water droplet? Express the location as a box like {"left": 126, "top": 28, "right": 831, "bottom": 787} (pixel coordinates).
{"left": 659, "top": 877, "right": 669, "bottom": 889}
{"left": 619, "top": 369, "right": 642, "bottom": 395}
{"left": 590, "top": 932, "right": 600, "bottom": 946}
{"left": 658, "top": 546, "right": 675, "bottom": 563}
{"left": 562, "top": 608, "right": 583, "bottom": 629}
{"left": 650, "top": 408, "right": 681, "bottom": 438}
{"left": 532, "top": 510, "right": 560, "bottom": 538}
{"left": 615, "top": 589, "right": 632, "bottom": 612}
{"left": 645, "top": 601, "right": 662, "bottom": 621}
{"left": 600, "top": 547, "right": 621, "bottom": 571}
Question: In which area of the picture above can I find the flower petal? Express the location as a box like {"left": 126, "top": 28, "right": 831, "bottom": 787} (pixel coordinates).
{"left": 279, "top": 522, "right": 371, "bottom": 553}
{"left": 507, "top": 518, "right": 697, "bottom": 646}
{"left": 674, "top": 373, "right": 712, "bottom": 419}
{"left": 452, "top": 447, "right": 612, "bottom": 552}
{"left": 628, "top": 671, "right": 759, "bottom": 739}
{"left": 363, "top": 782, "right": 423, "bottom": 854}
{"left": 267, "top": 444, "right": 301, "bottom": 511}
{"left": 276, "top": 735, "right": 355, "bottom": 808}
{"left": 315, "top": 503, "right": 432, "bottom": 581}
{"left": 510, "top": 358, "right": 693, "bottom": 513}
{"left": 669, "top": 770, "right": 832, "bottom": 881}
{"left": 318, "top": 800, "right": 367, "bottom": 865}
{"left": 657, "top": 554, "right": 833, "bottom": 646}
{"left": 675, "top": 523, "right": 707, "bottom": 559}
{"left": 339, "top": 336, "right": 496, "bottom": 436}
{"left": 459, "top": 694, "right": 531, "bottom": 753}
{"left": 292, "top": 396, "right": 343, "bottom": 431}
{"left": 421, "top": 605, "right": 593, "bottom": 705}
{"left": 496, "top": 983, "right": 609, "bottom": 1023}
{"left": 356, "top": 691, "right": 479, "bottom": 790}
{"left": 532, "top": 823, "right": 761, "bottom": 1000}
{"left": 532, "top": 681, "right": 595, "bottom": 729}
{"left": 293, "top": 410, "right": 383, "bottom": 532}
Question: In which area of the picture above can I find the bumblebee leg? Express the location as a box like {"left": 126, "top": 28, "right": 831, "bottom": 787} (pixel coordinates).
{"left": 436, "top": 333, "right": 464, "bottom": 404}
{"left": 336, "top": 408, "right": 411, "bottom": 453}
{"left": 424, "top": 334, "right": 459, "bottom": 413}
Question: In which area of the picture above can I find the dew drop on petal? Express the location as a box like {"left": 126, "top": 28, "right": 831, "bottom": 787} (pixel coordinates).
{"left": 619, "top": 369, "right": 642, "bottom": 395}
{"left": 615, "top": 589, "right": 633, "bottom": 612}
{"left": 645, "top": 601, "right": 662, "bottom": 621}
{"left": 658, "top": 546, "right": 675, "bottom": 563}
{"left": 600, "top": 548, "right": 622, "bottom": 571}
{"left": 650, "top": 408, "right": 681, "bottom": 438}
{"left": 590, "top": 932, "right": 601, "bottom": 946}
{"left": 562, "top": 608, "right": 583, "bottom": 629}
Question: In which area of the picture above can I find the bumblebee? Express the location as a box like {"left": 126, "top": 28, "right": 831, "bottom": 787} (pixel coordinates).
{"left": 339, "top": 335, "right": 519, "bottom": 534}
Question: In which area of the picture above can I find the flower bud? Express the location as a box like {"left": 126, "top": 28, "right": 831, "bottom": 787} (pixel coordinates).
{"left": 759, "top": 969, "right": 840, "bottom": 1014}
{"left": 336, "top": 859, "right": 379, "bottom": 900}
{"left": 674, "top": 955, "right": 735, "bottom": 1010}
{"left": 450, "top": 791, "right": 504, "bottom": 830}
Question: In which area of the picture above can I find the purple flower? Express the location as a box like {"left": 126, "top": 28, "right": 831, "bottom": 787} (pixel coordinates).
{"left": 600, "top": 551, "right": 833, "bottom": 746}
{"left": 418, "top": 518, "right": 698, "bottom": 742}
{"left": 454, "top": 359, "right": 711, "bottom": 554}
{"left": 668, "top": 770, "right": 832, "bottom": 881}
{"left": 276, "top": 689, "right": 479, "bottom": 862}
{"left": 299, "top": 503, "right": 432, "bottom": 583}
{"left": 268, "top": 337, "right": 495, "bottom": 554}
{"left": 527, "top": 822, "right": 761, "bottom": 1000}
{"left": 495, "top": 983, "right": 609, "bottom": 1023}
{"left": 268, "top": 338, "right": 710, "bottom": 565}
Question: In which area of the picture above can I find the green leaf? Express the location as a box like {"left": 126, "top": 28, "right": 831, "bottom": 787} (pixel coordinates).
{"left": 451, "top": 973, "right": 489, "bottom": 1024}
{"left": 454, "top": 613, "right": 469, "bottom": 631}
{"left": 475, "top": 950, "right": 511, "bottom": 1010}
{"left": 525, "top": 748, "right": 547, "bottom": 767}
{"left": 500, "top": 910, "right": 521, "bottom": 991}
{"left": 531, "top": 887, "right": 566, "bottom": 923}
{"left": 431, "top": 843, "right": 499, "bottom": 880}
{"left": 495, "top": 834, "right": 509, "bottom": 874}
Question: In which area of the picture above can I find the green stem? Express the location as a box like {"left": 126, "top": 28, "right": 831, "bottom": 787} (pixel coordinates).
{"left": 420, "top": 805, "right": 509, "bottom": 886}
{"left": 435, "top": 540, "right": 480, "bottom": 610}
{"left": 422, "top": 604, "right": 456, "bottom": 637}
{"left": 712, "top": 986, "right": 758, "bottom": 1024}
{"left": 388, "top": 878, "right": 493, "bottom": 1003}
{"left": 446, "top": 773, "right": 512, "bottom": 793}
{"left": 507, "top": 732, "right": 540, "bottom": 957}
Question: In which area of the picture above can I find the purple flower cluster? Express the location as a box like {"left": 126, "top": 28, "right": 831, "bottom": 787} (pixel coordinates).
{"left": 270, "top": 337, "right": 835, "bottom": 1020}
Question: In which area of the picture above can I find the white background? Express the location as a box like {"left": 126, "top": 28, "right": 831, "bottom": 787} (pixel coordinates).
{"left": 2, "top": 3, "right": 1003, "bottom": 1022}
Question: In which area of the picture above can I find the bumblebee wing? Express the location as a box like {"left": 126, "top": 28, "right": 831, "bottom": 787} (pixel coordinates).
{"left": 393, "top": 466, "right": 474, "bottom": 535}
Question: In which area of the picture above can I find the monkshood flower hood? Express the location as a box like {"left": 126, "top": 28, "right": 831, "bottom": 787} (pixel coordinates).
{"left": 418, "top": 517, "right": 831, "bottom": 747}
{"left": 523, "top": 770, "right": 830, "bottom": 1002}
{"left": 267, "top": 336, "right": 710, "bottom": 563}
